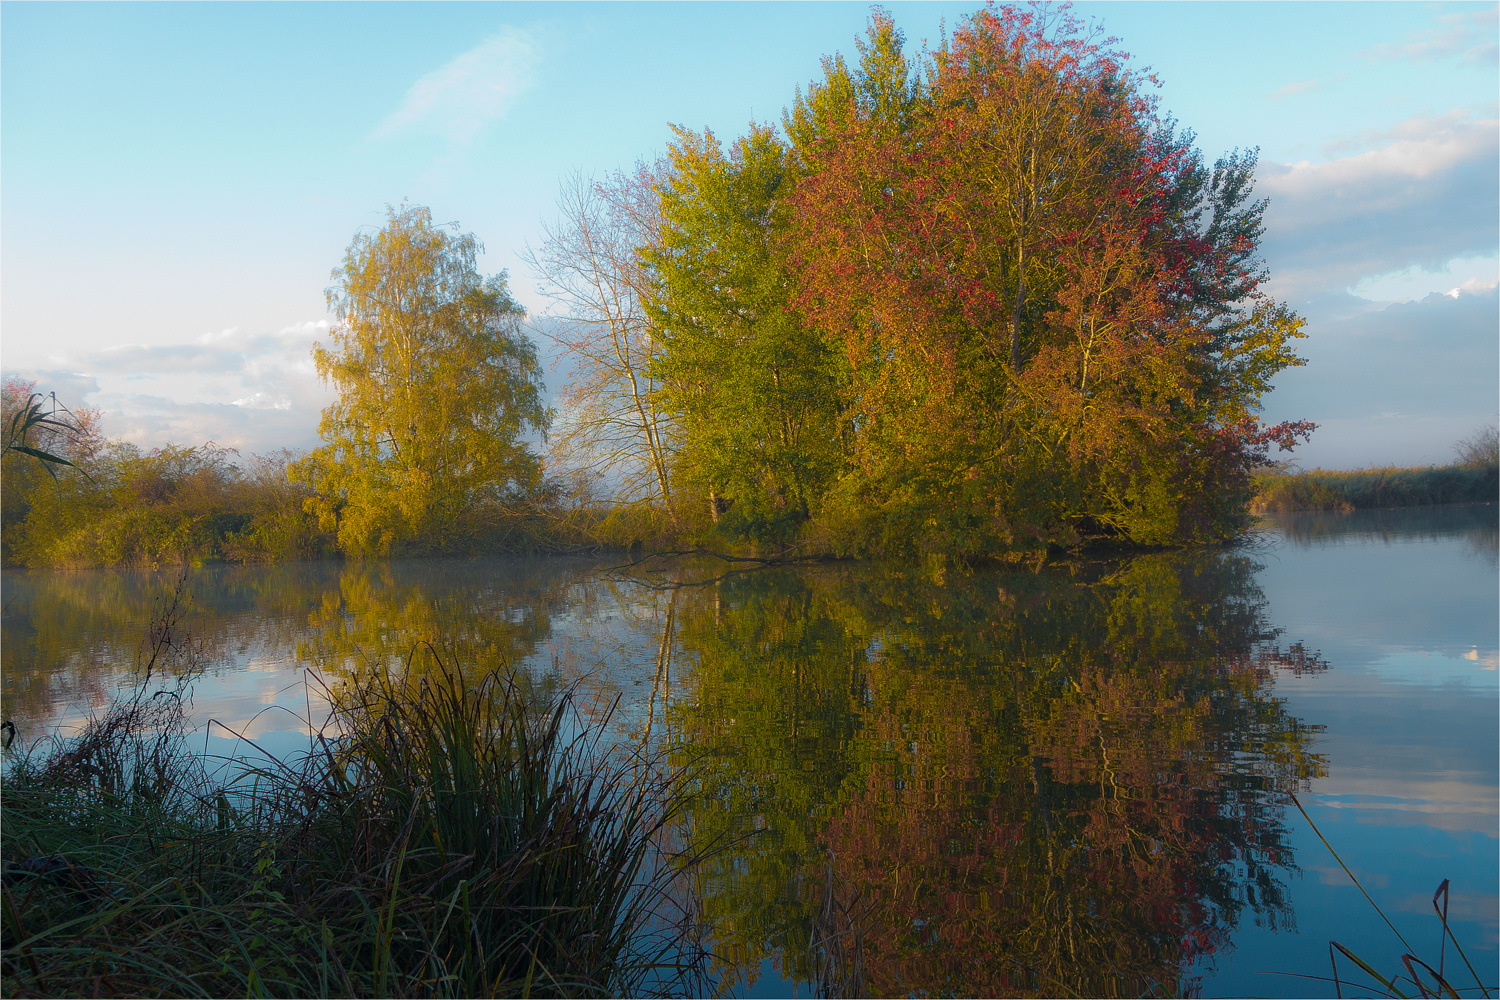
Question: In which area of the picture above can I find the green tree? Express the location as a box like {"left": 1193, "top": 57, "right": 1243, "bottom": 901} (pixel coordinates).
{"left": 293, "top": 205, "right": 550, "bottom": 556}
{"left": 645, "top": 125, "right": 847, "bottom": 544}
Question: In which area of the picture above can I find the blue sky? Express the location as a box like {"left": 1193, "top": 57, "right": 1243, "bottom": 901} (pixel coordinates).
{"left": 3, "top": 1, "right": 1496, "bottom": 468}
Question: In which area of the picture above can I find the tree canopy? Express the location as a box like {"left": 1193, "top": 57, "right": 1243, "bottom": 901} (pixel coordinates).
{"left": 293, "top": 204, "right": 550, "bottom": 556}
{"left": 641, "top": 7, "right": 1314, "bottom": 558}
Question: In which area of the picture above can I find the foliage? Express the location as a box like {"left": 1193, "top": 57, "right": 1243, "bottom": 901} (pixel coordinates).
{"left": 1, "top": 378, "right": 105, "bottom": 564}
{"left": 1253, "top": 425, "right": 1499, "bottom": 512}
{"left": 1253, "top": 463, "right": 1499, "bottom": 512}
{"left": 5, "top": 438, "right": 334, "bottom": 569}
{"left": 640, "top": 7, "right": 1314, "bottom": 560}
{"left": 1, "top": 601, "right": 706, "bottom": 998}
{"left": 645, "top": 125, "right": 847, "bottom": 545}
{"left": 292, "top": 204, "right": 550, "bottom": 557}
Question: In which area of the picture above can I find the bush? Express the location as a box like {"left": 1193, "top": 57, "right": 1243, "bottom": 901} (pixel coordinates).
{"left": 8, "top": 443, "right": 335, "bottom": 568}
{"left": 1455, "top": 424, "right": 1499, "bottom": 468}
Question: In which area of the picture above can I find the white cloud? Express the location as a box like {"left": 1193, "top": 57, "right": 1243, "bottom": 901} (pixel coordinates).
{"left": 231, "top": 391, "right": 293, "bottom": 411}
{"left": 1362, "top": 4, "right": 1499, "bottom": 65}
{"left": 371, "top": 28, "right": 539, "bottom": 147}
{"left": 1258, "top": 112, "right": 1499, "bottom": 303}
{"left": 1448, "top": 273, "right": 1500, "bottom": 297}
{"left": 1351, "top": 252, "right": 1499, "bottom": 303}
{"left": 3, "top": 321, "right": 336, "bottom": 457}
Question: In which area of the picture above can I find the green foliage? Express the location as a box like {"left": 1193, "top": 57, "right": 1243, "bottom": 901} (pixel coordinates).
{"left": 6, "top": 441, "right": 334, "bottom": 569}
{"left": 645, "top": 126, "right": 847, "bottom": 546}
{"left": 2, "top": 378, "right": 104, "bottom": 564}
{"left": 292, "top": 204, "right": 550, "bottom": 557}
{"left": 642, "top": 8, "right": 1315, "bottom": 561}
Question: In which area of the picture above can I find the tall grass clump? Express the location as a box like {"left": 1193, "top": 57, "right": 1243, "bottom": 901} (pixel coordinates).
{"left": 2, "top": 599, "right": 706, "bottom": 997}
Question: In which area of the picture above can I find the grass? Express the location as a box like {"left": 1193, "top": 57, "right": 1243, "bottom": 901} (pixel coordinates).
{"left": 1253, "top": 425, "right": 1499, "bottom": 513}
{"left": 1, "top": 591, "right": 708, "bottom": 998}
{"left": 1252, "top": 463, "right": 1498, "bottom": 513}
{"left": 1275, "top": 792, "right": 1495, "bottom": 1000}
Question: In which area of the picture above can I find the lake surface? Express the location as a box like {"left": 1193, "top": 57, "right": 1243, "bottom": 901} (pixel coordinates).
{"left": 3, "top": 504, "right": 1496, "bottom": 998}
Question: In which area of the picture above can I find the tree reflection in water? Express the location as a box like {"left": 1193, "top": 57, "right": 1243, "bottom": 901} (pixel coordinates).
{"left": 3, "top": 549, "right": 1334, "bottom": 997}
{"left": 661, "top": 551, "right": 1328, "bottom": 997}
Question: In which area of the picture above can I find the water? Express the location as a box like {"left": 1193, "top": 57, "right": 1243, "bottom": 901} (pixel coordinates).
{"left": 3, "top": 504, "right": 1495, "bottom": 998}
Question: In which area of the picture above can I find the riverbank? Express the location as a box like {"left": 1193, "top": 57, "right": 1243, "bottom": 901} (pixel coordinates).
{"left": 0, "top": 602, "right": 703, "bottom": 998}
{"left": 1252, "top": 462, "right": 1498, "bottom": 512}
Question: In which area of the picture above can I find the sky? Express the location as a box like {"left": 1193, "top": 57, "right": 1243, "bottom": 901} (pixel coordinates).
{"left": 2, "top": 1, "right": 1496, "bottom": 470}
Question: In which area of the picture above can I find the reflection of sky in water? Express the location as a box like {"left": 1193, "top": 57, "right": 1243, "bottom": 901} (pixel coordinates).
{"left": 1, "top": 560, "right": 674, "bottom": 770}
{"left": 1198, "top": 506, "right": 1498, "bottom": 996}
{"left": 4, "top": 506, "right": 1496, "bottom": 997}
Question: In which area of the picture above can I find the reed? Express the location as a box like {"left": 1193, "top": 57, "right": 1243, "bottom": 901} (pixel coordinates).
{"left": 1252, "top": 463, "right": 1498, "bottom": 513}
{"left": 1, "top": 601, "right": 706, "bottom": 998}
{"left": 1281, "top": 793, "right": 1495, "bottom": 1000}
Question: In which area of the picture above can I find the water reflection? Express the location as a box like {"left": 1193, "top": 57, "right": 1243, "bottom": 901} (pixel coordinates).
{"left": 5, "top": 541, "right": 1409, "bottom": 997}
{"left": 1268, "top": 502, "right": 1498, "bottom": 567}
{"left": 659, "top": 552, "right": 1329, "bottom": 996}
{"left": 0, "top": 559, "right": 596, "bottom": 739}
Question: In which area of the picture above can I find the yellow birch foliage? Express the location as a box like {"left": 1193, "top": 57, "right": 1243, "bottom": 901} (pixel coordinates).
{"left": 292, "top": 205, "right": 549, "bottom": 556}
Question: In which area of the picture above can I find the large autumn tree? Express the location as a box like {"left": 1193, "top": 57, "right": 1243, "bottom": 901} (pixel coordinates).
{"left": 648, "top": 6, "right": 1312, "bottom": 558}
{"left": 293, "top": 205, "right": 550, "bottom": 556}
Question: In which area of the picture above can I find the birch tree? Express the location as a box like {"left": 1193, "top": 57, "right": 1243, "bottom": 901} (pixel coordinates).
{"left": 293, "top": 204, "right": 549, "bottom": 555}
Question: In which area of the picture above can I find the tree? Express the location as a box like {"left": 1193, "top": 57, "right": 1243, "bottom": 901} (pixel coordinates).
{"left": 1455, "top": 424, "right": 1499, "bottom": 468}
{"left": 645, "top": 124, "right": 847, "bottom": 544}
{"left": 785, "top": 7, "right": 1312, "bottom": 554}
{"left": 525, "top": 165, "right": 677, "bottom": 519}
{"left": 292, "top": 204, "right": 550, "bottom": 556}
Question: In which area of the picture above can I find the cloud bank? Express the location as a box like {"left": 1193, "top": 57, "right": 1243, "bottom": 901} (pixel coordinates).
{"left": 1259, "top": 111, "right": 1499, "bottom": 303}
{"left": 1253, "top": 108, "right": 1499, "bottom": 467}
{"left": 6, "top": 322, "right": 336, "bottom": 459}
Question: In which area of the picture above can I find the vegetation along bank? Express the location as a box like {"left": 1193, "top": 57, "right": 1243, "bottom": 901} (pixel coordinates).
{"left": 1, "top": 592, "right": 705, "bottom": 998}
{"left": 8, "top": 6, "right": 1484, "bottom": 571}
{"left": 1252, "top": 426, "right": 1498, "bottom": 512}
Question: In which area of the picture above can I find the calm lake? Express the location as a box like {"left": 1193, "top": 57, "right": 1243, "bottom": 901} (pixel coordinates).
{"left": 3, "top": 504, "right": 1496, "bottom": 998}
